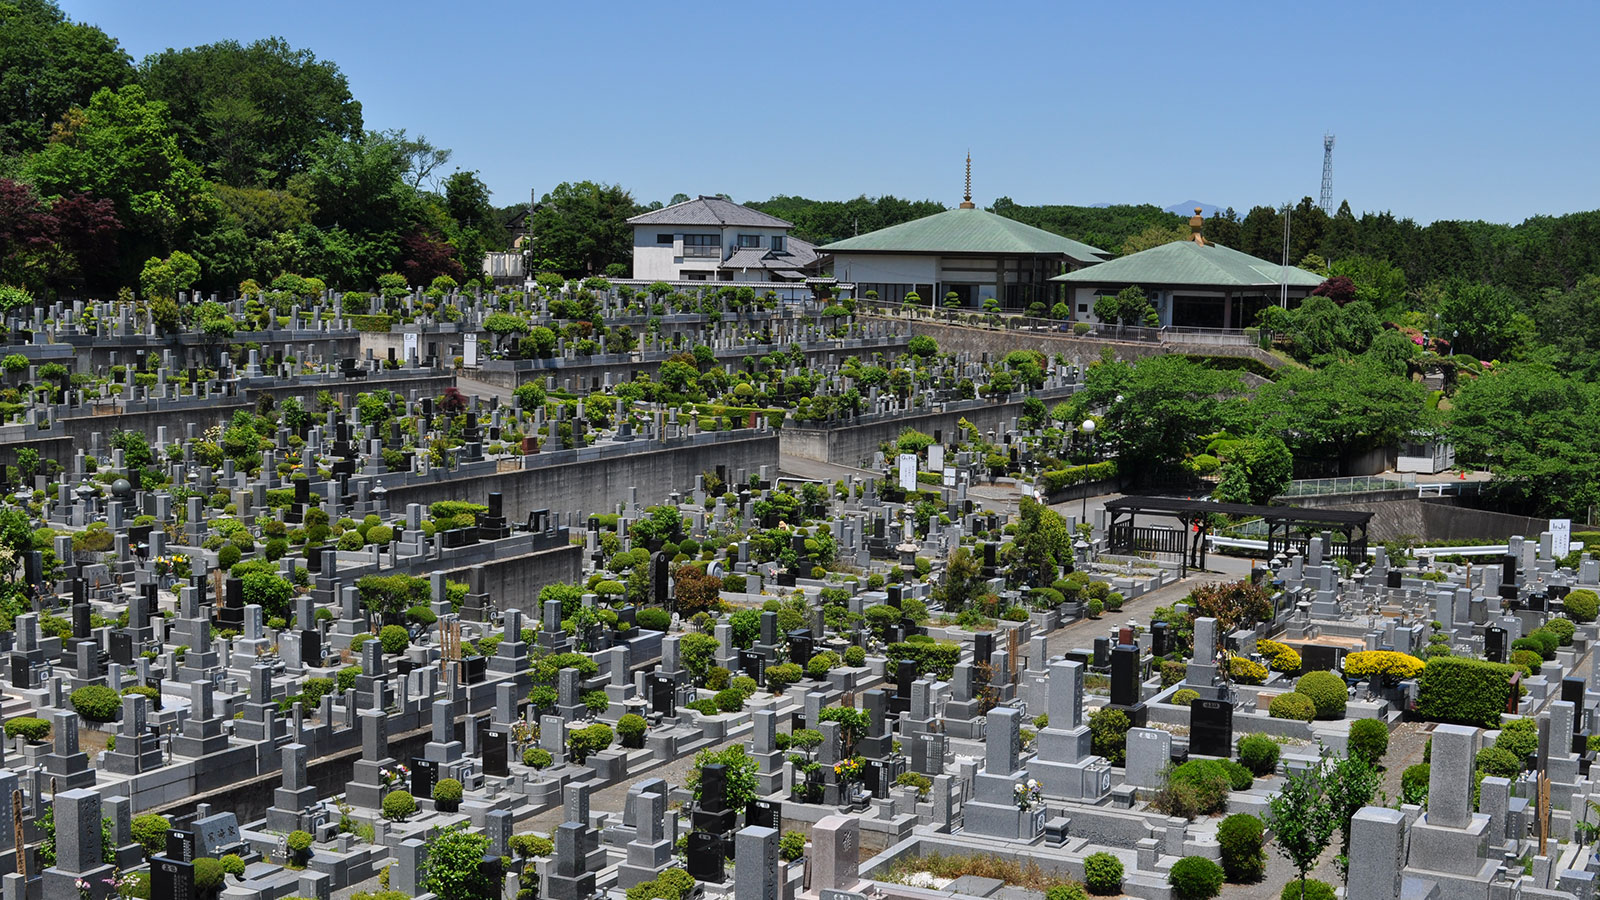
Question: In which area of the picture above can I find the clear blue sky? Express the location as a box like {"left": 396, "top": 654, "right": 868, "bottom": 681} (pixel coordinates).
{"left": 60, "top": 0, "right": 1600, "bottom": 224}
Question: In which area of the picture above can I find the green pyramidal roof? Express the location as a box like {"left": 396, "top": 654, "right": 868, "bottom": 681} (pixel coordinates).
{"left": 1051, "top": 239, "right": 1325, "bottom": 288}
{"left": 820, "top": 207, "right": 1109, "bottom": 263}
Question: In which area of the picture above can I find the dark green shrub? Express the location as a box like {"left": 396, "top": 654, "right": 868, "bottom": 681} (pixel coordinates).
{"left": 714, "top": 689, "right": 745, "bottom": 713}
{"left": 70, "top": 684, "right": 120, "bottom": 721}
{"left": 192, "top": 858, "right": 225, "bottom": 892}
{"left": 1168, "top": 856, "right": 1224, "bottom": 900}
{"left": 1401, "top": 763, "right": 1430, "bottom": 805}
{"left": 1045, "top": 886, "right": 1089, "bottom": 900}
{"left": 1216, "top": 813, "right": 1265, "bottom": 882}
{"left": 1416, "top": 656, "right": 1516, "bottom": 728}
{"left": 844, "top": 646, "right": 866, "bottom": 667}
{"left": 433, "top": 778, "right": 464, "bottom": 804}
{"left": 4, "top": 717, "right": 49, "bottom": 742}
{"left": 523, "top": 747, "right": 553, "bottom": 769}
{"left": 617, "top": 714, "right": 648, "bottom": 747}
{"left": 779, "top": 831, "right": 806, "bottom": 862}
{"left": 1172, "top": 689, "right": 1199, "bottom": 707}
{"left": 1565, "top": 589, "right": 1599, "bottom": 623}
{"left": 220, "top": 854, "right": 245, "bottom": 877}
{"left": 637, "top": 608, "right": 670, "bottom": 632}
{"left": 131, "top": 813, "right": 170, "bottom": 855}
{"left": 1544, "top": 617, "right": 1576, "bottom": 647}
{"left": 1088, "top": 708, "right": 1130, "bottom": 766}
{"left": 705, "top": 667, "right": 731, "bottom": 691}
{"left": 1237, "top": 734, "right": 1280, "bottom": 776}
{"left": 1161, "top": 660, "right": 1188, "bottom": 687}
{"left": 381, "top": 790, "right": 417, "bottom": 821}
{"left": 1082, "top": 852, "right": 1122, "bottom": 895}
{"left": 1294, "top": 670, "right": 1347, "bottom": 720}
{"left": 1268, "top": 692, "right": 1315, "bottom": 721}
{"left": 1348, "top": 718, "right": 1389, "bottom": 765}
{"left": 1475, "top": 746, "right": 1520, "bottom": 778}
{"left": 379, "top": 624, "right": 409, "bottom": 654}
{"left": 1496, "top": 718, "right": 1537, "bottom": 759}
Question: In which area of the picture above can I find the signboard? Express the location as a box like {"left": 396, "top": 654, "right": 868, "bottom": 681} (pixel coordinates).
{"left": 927, "top": 444, "right": 943, "bottom": 472}
{"left": 463, "top": 333, "right": 479, "bottom": 368}
{"left": 402, "top": 332, "right": 419, "bottom": 364}
{"left": 1551, "top": 519, "right": 1572, "bottom": 559}
{"left": 898, "top": 453, "right": 917, "bottom": 493}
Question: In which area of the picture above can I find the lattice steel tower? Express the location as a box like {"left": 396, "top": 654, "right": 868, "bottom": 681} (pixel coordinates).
{"left": 1319, "top": 134, "right": 1336, "bottom": 215}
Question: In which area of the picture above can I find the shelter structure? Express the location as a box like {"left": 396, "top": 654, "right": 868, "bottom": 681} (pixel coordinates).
{"left": 1103, "top": 496, "right": 1372, "bottom": 575}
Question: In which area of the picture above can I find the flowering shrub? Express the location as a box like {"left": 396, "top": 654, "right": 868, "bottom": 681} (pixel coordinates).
{"left": 1343, "top": 650, "right": 1424, "bottom": 682}
{"left": 1255, "top": 639, "right": 1301, "bottom": 673}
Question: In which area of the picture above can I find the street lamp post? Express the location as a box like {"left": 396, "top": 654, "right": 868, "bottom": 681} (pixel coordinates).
{"left": 1080, "top": 418, "right": 1097, "bottom": 526}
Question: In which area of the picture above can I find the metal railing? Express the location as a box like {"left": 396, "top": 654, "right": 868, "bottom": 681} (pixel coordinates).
{"left": 1278, "top": 474, "right": 1417, "bottom": 497}
{"left": 681, "top": 245, "right": 721, "bottom": 258}
{"left": 852, "top": 299, "right": 1260, "bottom": 347}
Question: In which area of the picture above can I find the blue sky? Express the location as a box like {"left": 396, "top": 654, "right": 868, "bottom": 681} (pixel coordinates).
{"left": 60, "top": 0, "right": 1600, "bottom": 224}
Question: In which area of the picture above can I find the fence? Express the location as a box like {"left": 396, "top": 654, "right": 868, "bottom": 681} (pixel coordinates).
{"left": 1278, "top": 474, "right": 1417, "bottom": 497}
{"left": 853, "top": 299, "right": 1260, "bottom": 347}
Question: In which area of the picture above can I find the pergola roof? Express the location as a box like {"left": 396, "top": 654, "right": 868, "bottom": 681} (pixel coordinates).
{"left": 1103, "top": 496, "right": 1373, "bottom": 527}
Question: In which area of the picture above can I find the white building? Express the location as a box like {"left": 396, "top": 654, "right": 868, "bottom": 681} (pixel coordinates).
{"left": 627, "top": 196, "right": 821, "bottom": 284}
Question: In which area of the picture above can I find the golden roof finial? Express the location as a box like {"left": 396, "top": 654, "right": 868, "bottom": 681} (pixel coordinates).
{"left": 960, "top": 152, "right": 975, "bottom": 209}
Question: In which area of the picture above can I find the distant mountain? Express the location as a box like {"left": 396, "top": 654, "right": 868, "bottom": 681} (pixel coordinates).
{"left": 1165, "top": 201, "right": 1224, "bottom": 217}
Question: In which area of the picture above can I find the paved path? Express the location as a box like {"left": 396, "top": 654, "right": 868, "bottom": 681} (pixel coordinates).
{"left": 456, "top": 373, "right": 516, "bottom": 404}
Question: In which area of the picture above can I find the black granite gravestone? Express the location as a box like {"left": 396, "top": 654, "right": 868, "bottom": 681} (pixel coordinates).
{"left": 1189, "top": 699, "right": 1234, "bottom": 758}
{"left": 685, "top": 831, "right": 725, "bottom": 883}
{"left": 746, "top": 799, "right": 781, "bottom": 829}
{"left": 410, "top": 758, "right": 437, "bottom": 799}
{"left": 152, "top": 857, "right": 195, "bottom": 900}
{"left": 484, "top": 729, "right": 509, "bottom": 777}
{"left": 1485, "top": 625, "right": 1507, "bottom": 664}
{"left": 651, "top": 674, "right": 676, "bottom": 716}
{"left": 1110, "top": 645, "right": 1140, "bottom": 707}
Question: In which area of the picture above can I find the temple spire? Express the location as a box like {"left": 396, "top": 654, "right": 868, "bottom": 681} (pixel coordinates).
{"left": 960, "top": 152, "right": 975, "bottom": 209}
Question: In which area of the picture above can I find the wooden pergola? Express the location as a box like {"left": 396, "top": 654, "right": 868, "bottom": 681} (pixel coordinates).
{"left": 1103, "top": 496, "right": 1373, "bottom": 575}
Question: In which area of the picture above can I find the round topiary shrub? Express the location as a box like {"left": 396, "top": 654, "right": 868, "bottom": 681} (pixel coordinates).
{"left": 217, "top": 544, "right": 241, "bottom": 570}
{"left": 1172, "top": 689, "right": 1200, "bottom": 707}
{"left": 287, "top": 830, "right": 314, "bottom": 853}
{"left": 637, "top": 608, "right": 671, "bottom": 632}
{"left": 1348, "top": 717, "right": 1390, "bottom": 765}
{"left": 1475, "top": 746, "right": 1521, "bottom": 778}
{"left": 1268, "top": 692, "right": 1316, "bottom": 722}
{"left": 1216, "top": 813, "right": 1266, "bottom": 882}
{"left": 219, "top": 854, "right": 245, "bottom": 877}
{"left": 4, "top": 717, "right": 50, "bottom": 743}
{"left": 714, "top": 688, "right": 745, "bottom": 713}
{"left": 71, "top": 684, "right": 121, "bottom": 721}
{"left": 523, "top": 747, "right": 553, "bottom": 769}
{"left": 1280, "top": 878, "right": 1337, "bottom": 900}
{"left": 1237, "top": 733, "right": 1280, "bottom": 776}
{"left": 379, "top": 624, "right": 409, "bottom": 654}
{"left": 1294, "top": 670, "right": 1347, "bottom": 720}
{"left": 844, "top": 646, "right": 866, "bottom": 667}
{"left": 705, "top": 667, "right": 731, "bottom": 691}
{"left": 433, "top": 777, "right": 464, "bottom": 811}
{"left": 131, "top": 813, "right": 171, "bottom": 855}
{"left": 1565, "top": 589, "right": 1599, "bottom": 623}
{"left": 617, "top": 713, "right": 648, "bottom": 748}
{"left": 381, "top": 789, "right": 417, "bottom": 822}
{"left": 1169, "top": 856, "right": 1224, "bottom": 900}
{"left": 192, "top": 858, "right": 225, "bottom": 893}
{"left": 1082, "top": 852, "right": 1123, "bottom": 895}
{"left": 1227, "top": 656, "right": 1268, "bottom": 685}
{"left": 1401, "top": 763, "right": 1431, "bottom": 805}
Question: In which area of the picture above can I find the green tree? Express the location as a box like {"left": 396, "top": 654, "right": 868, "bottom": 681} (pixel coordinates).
{"left": 1211, "top": 434, "right": 1293, "bottom": 506}
{"left": 1120, "top": 224, "right": 1188, "bottom": 255}
{"left": 528, "top": 181, "right": 637, "bottom": 276}
{"left": 1325, "top": 752, "right": 1382, "bottom": 883}
{"left": 1012, "top": 497, "right": 1072, "bottom": 587}
{"left": 1072, "top": 353, "right": 1245, "bottom": 472}
{"left": 1265, "top": 754, "right": 1335, "bottom": 900}
{"left": 138, "top": 251, "right": 200, "bottom": 300}
{"left": 138, "top": 37, "right": 362, "bottom": 187}
{"left": 421, "top": 824, "right": 495, "bottom": 900}
{"left": 24, "top": 84, "right": 217, "bottom": 258}
{"left": 1253, "top": 359, "right": 1429, "bottom": 462}
{"left": 1448, "top": 362, "right": 1600, "bottom": 515}
{"left": 1432, "top": 279, "right": 1524, "bottom": 361}
{"left": 0, "top": 0, "right": 133, "bottom": 155}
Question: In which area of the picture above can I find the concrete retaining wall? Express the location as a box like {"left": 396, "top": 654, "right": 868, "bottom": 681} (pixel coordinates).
{"left": 869, "top": 317, "right": 1285, "bottom": 371}
{"left": 779, "top": 389, "right": 1076, "bottom": 467}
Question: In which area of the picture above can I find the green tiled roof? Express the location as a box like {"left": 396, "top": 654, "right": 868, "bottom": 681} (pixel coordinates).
{"left": 820, "top": 208, "right": 1109, "bottom": 263}
{"left": 1050, "top": 239, "right": 1325, "bottom": 288}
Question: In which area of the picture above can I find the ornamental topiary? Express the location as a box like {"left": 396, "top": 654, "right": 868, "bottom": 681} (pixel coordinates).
{"left": 1268, "top": 692, "right": 1315, "bottom": 721}
{"left": 1544, "top": 617, "right": 1576, "bottom": 647}
{"left": 1088, "top": 707, "right": 1131, "bottom": 766}
{"left": 192, "top": 858, "right": 225, "bottom": 892}
{"left": 1237, "top": 733, "right": 1280, "bottom": 776}
{"left": 1216, "top": 813, "right": 1266, "bottom": 882}
{"left": 1169, "top": 856, "right": 1224, "bottom": 900}
{"left": 1401, "top": 763, "right": 1430, "bottom": 805}
{"left": 433, "top": 778, "right": 464, "bottom": 807}
{"left": 617, "top": 713, "right": 648, "bottom": 748}
{"left": 1475, "top": 746, "right": 1521, "bottom": 778}
{"left": 1045, "top": 885, "right": 1089, "bottom": 900}
{"left": 844, "top": 646, "right": 866, "bottom": 667}
{"left": 1416, "top": 656, "right": 1516, "bottom": 728}
{"left": 131, "top": 813, "right": 171, "bottom": 855}
{"left": 381, "top": 790, "right": 417, "bottom": 821}
{"left": 1294, "top": 670, "right": 1347, "bottom": 720}
{"left": 523, "top": 747, "right": 553, "bottom": 769}
{"left": 637, "top": 607, "right": 671, "bottom": 632}
{"left": 1565, "top": 589, "right": 1599, "bottom": 623}
{"left": 1348, "top": 718, "right": 1390, "bottom": 766}
{"left": 379, "top": 624, "right": 409, "bottom": 654}
{"left": 1082, "top": 852, "right": 1123, "bottom": 895}
{"left": 1495, "top": 718, "right": 1538, "bottom": 759}
{"left": 70, "top": 684, "right": 120, "bottom": 721}
{"left": 1172, "top": 689, "right": 1200, "bottom": 707}
{"left": 220, "top": 854, "right": 246, "bottom": 877}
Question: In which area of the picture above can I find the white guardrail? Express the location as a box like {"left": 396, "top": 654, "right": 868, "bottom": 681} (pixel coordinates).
{"left": 1206, "top": 536, "right": 1562, "bottom": 558}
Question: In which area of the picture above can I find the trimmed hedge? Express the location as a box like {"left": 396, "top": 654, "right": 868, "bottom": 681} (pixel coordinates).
{"left": 1169, "top": 856, "right": 1224, "bottom": 900}
{"left": 1348, "top": 718, "right": 1390, "bottom": 765}
{"left": 1343, "top": 650, "right": 1424, "bottom": 682}
{"left": 1565, "top": 589, "right": 1599, "bottom": 623}
{"left": 71, "top": 684, "right": 120, "bottom": 721}
{"left": 1416, "top": 656, "right": 1516, "bottom": 728}
{"left": 1083, "top": 852, "right": 1123, "bottom": 895}
{"left": 1237, "top": 733, "right": 1280, "bottom": 775}
{"left": 1280, "top": 879, "right": 1336, "bottom": 900}
{"left": 1217, "top": 813, "right": 1265, "bottom": 882}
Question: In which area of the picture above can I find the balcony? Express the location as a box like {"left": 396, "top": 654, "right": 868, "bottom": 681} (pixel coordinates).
{"left": 682, "top": 245, "right": 721, "bottom": 259}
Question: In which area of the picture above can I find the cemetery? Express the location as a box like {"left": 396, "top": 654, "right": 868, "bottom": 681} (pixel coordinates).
{"left": 0, "top": 276, "right": 1589, "bottom": 900}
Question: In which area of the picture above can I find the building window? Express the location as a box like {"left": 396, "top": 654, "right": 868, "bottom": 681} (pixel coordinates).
{"left": 737, "top": 234, "right": 761, "bottom": 248}
{"left": 656, "top": 233, "right": 673, "bottom": 245}
{"left": 770, "top": 236, "right": 786, "bottom": 252}
{"left": 682, "top": 271, "right": 710, "bottom": 281}
{"left": 683, "top": 234, "right": 720, "bottom": 258}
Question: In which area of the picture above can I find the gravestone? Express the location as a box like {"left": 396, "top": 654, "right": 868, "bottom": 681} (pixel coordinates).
{"left": 1189, "top": 699, "right": 1234, "bottom": 758}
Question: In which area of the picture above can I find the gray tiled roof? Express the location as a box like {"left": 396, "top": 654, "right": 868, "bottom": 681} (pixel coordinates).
{"left": 627, "top": 196, "right": 793, "bottom": 228}
{"left": 718, "top": 238, "right": 821, "bottom": 272}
